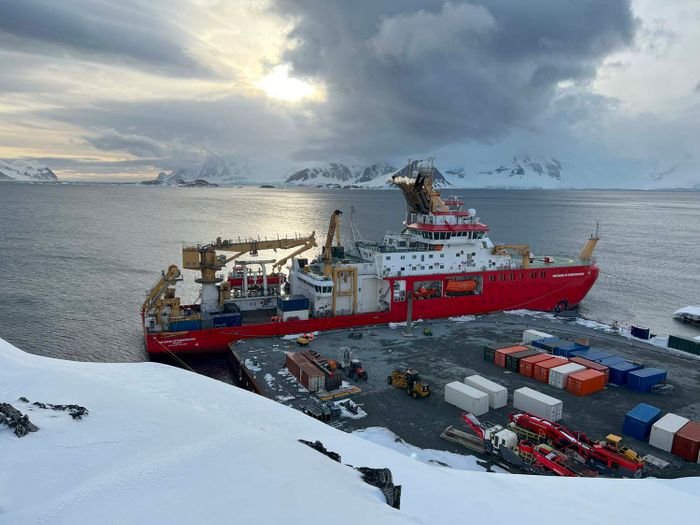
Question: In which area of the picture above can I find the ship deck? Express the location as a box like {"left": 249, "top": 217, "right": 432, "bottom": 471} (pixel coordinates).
{"left": 223, "top": 312, "right": 700, "bottom": 479}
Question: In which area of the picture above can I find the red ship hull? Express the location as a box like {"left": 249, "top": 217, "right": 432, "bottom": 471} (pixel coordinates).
{"left": 145, "top": 264, "right": 599, "bottom": 355}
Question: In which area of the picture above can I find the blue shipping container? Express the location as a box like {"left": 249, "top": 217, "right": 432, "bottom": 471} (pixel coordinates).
{"left": 622, "top": 403, "right": 662, "bottom": 440}
{"left": 278, "top": 295, "right": 310, "bottom": 312}
{"left": 596, "top": 356, "right": 627, "bottom": 366}
{"left": 212, "top": 313, "right": 242, "bottom": 328}
{"left": 532, "top": 338, "right": 560, "bottom": 352}
{"left": 608, "top": 361, "right": 643, "bottom": 385}
{"left": 169, "top": 319, "right": 201, "bottom": 331}
{"left": 553, "top": 342, "right": 588, "bottom": 358}
{"left": 574, "top": 349, "right": 611, "bottom": 361}
{"left": 626, "top": 368, "right": 667, "bottom": 393}
{"left": 630, "top": 325, "right": 651, "bottom": 339}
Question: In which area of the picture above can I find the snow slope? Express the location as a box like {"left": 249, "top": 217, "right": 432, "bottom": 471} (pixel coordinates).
{"left": 150, "top": 155, "right": 250, "bottom": 185}
{"left": 1, "top": 337, "right": 698, "bottom": 524}
{"left": 0, "top": 160, "right": 58, "bottom": 182}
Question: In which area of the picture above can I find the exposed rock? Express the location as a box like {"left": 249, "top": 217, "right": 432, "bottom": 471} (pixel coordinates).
{"left": 0, "top": 403, "right": 39, "bottom": 437}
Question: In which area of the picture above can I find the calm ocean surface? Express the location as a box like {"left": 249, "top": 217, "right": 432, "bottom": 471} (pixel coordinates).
{"left": 0, "top": 183, "right": 698, "bottom": 364}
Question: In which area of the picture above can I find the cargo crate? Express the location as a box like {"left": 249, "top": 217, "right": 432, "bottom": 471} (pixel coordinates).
{"left": 532, "top": 357, "right": 568, "bottom": 383}
{"left": 626, "top": 368, "right": 667, "bottom": 393}
{"left": 671, "top": 421, "right": 700, "bottom": 463}
{"left": 566, "top": 369, "right": 606, "bottom": 396}
{"left": 622, "top": 403, "right": 662, "bottom": 441}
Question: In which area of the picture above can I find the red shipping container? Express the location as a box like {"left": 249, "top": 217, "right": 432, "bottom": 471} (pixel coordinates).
{"left": 299, "top": 362, "right": 325, "bottom": 392}
{"left": 671, "top": 421, "right": 700, "bottom": 463}
{"left": 533, "top": 357, "right": 568, "bottom": 383}
{"left": 285, "top": 352, "right": 307, "bottom": 379}
{"left": 519, "top": 353, "right": 553, "bottom": 377}
{"left": 566, "top": 369, "right": 606, "bottom": 396}
{"left": 494, "top": 345, "right": 529, "bottom": 367}
{"left": 570, "top": 356, "right": 610, "bottom": 383}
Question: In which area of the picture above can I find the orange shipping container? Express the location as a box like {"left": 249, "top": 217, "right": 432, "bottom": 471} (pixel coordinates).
{"left": 566, "top": 369, "right": 606, "bottom": 396}
{"left": 533, "top": 357, "right": 568, "bottom": 383}
{"left": 495, "top": 345, "right": 529, "bottom": 367}
{"left": 570, "top": 356, "right": 609, "bottom": 383}
{"left": 519, "top": 353, "right": 554, "bottom": 378}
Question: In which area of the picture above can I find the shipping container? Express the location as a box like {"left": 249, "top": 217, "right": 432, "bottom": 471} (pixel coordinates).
{"left": 649, "top": 413, "right": 690, "bottom": 452}
{"left": 622, "top": 403, "right": 662, "bottom": 441}
{"left": 671, "top": 421, "right": 700, "bottom": 463}
{"left": 299, "top": 362, "right": 325, "bottom": 392}
{"left": 506, "top": 348, "right": 542, "bottom": 372}
{"left": 531, "top": 337, "right": 560, "bottom": 353}
{"left": 168, "top": 319, "right": 202, "bottom": 331}
{"left": 566, "top": 369, "right": 606, "bottom": 396}
{"left": 668, "top": 335, "right": 700, "bottom": 356}
{"left": 548, "top": 363, "right": 587, "bottom": 389}
{"left": 626, "top": 367, "right": 667, "bottom": 393}
{"left": 608, "top": 361, "right": 643, "bottom": 386}
{"left": 553, "top": 342, "right": 588, "bottom": 358}
{"left": 533, "top": 357, "right": 569, "bottom": 383}
{"left": 324, "top": 370, "right": 342, "bottom": 391}
{"left": 285, "top": 352, "right": 307, "bottom": 379}
{"left": 569, "top": 356, "right": 609, "bottom": 382}
{"left": 280, "top": 309, "right": 310, "bottom": 322}
{"left": 277, "top": 295, "right": 310, "bottom": 312}
{"left": 494, "top": 345, "right": 529, "bottom": 368}
{"left": 464, "top": 375, "right": 507, "bottom": 409}
{"left": 522, "top": 329, "right": 554, "bottom": 344}
{"left": 570, "top": 348, "right": 611, "bottom": 361}
{"left": 630, "top": 325, "right": 651, "bottom": 339}
{"left": 444, "top": 381, "right": 489, "bottom": 416}
{"left": 483, "top": 342, "right": 515, "bottom": 363}
{"left": 596, "top": 356, "right": 627, "bottom": 366}
{"left": 513, "top": 387, "right": 563, "bottom": 421}
{"left": 519, "top": 353, "right": 554, "bottom": 378}
{"left": 211, "top": 312, "right": 242, "bottom": 328}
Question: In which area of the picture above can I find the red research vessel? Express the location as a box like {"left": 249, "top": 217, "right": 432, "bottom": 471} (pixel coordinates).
{"left": 142, "top": 161, "right": 599, "bottom": 355}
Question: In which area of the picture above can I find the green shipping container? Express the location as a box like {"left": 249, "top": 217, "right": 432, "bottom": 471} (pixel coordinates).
{"left": 668, "top": 335, "right": 700, "bottom": 355}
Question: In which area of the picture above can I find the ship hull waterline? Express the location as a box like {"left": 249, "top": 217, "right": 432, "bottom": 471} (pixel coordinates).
{"left": 144, "top": 265, "right": 599, "bottom": 355}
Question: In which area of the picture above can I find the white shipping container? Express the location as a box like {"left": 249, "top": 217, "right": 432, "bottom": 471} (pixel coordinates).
{"left": 281, "top": 309, "right": 309, "bottom": 321}
{"left": 548, "top": 363, "right": 586, "bottom": 389}
{"left": 522, "top": 329, "right": 554, "bottom": 344}
{"left": 463, "top": 375, "right": 508, "bottom": 409}
{"left": 649, "top": 413, "right": 690, "bottom": 452}
{"left": 444, "top": 381, "right": 489, "bottom": 416}
{"left": 513, "top": 387, "right": 563, "bottom": 421}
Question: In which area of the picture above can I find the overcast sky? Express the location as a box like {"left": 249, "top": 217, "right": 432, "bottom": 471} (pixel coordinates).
{"left": 0, "top": 0, "right": 698, "bottom": 187}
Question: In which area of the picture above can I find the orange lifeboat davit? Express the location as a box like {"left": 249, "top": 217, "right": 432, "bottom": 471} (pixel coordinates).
{"left": 445, "top": 279, "right": 477, "bottom": 294}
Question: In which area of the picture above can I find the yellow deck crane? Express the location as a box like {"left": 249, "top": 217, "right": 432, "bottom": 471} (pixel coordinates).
{"left": 142, "top": 264, "right": 182, "bottom": 311}
{"left": 579, "top": 223, "right": 600, "bottom": 261}
{"left": 492, "top": 244, "right": 531, "bottom": 268}
{"left": 322, "top": 210, "right": 358, "bottom": 315}
{"left": 323, "top": 210, "right": 343, "bottom": 278}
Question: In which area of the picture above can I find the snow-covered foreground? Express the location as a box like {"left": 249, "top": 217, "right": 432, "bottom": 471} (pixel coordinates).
{"left": 1, "top": 338, "right": 698, "bottom": 524}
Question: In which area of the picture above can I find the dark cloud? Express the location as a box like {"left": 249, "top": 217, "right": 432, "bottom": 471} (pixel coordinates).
{"left": 275, "top": 0, "right": 636, "bottom": 161}
{"left": 84, "top": 130, "right": 166, "bottom": 158}
{"left": 0, "top": 0, "right": 205, "bottom": 74}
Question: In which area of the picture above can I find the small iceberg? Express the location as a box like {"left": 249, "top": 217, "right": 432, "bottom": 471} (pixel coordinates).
{"left": 673, "top": 306, "right": 700, "bottom": 326}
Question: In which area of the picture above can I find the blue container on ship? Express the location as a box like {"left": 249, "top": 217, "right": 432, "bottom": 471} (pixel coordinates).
{"left": 532, "top": 337, "right": 560, "bottom": 352}
{"left": 608, "top": 361, "right": 643, "bottom": 385}
{"left": 626, "top": 368, "right": 666, "bottom": 393}
{"left": 212, "top": 313, "right": 242, "bottom": 328}
{"left": 278, "top": 295, "right": 310, "bottom": 312}
{"left": 622, "top": 403, "right": 662, "bottom": 440}
{"left": 553, "top": 342, "right": 588, "bottom": 358}
{"left": 169, "top": 319, "right": 201, "bottom": 331}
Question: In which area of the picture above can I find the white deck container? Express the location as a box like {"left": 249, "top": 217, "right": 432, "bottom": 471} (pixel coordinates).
{"left": 513, "top": 387, "right": 563, "bottom": 421}
{"left": 649, "top": 413, "right": 690, "bottom": 452}
{"left": 463, "top": 375, "right": 507, "bottom": 409}
{"left": 548, "top": 363, "right": 586, "bottom": 389}
{"left": 444, "top": 381, "right": 489, "bottom": 416}
{"left": 522, "top": 329, "right": 554, "bottom": 344}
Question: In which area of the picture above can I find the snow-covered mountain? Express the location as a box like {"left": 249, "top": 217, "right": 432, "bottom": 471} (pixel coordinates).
{"left": 0, "top": 160, "right": 58, "bottom": 182}
{"left": 476, "top": 156, "right": 563, "bottom": 180}
{"left": 284, "top": 161, "right": 450, "bottom": 188}
{"left": 149, "top": 156, "right": 251, "bottom": 186}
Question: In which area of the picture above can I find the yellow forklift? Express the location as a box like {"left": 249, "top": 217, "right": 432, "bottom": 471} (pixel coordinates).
{"left": 388, "top": 369, "right": 431, "bottom": 399}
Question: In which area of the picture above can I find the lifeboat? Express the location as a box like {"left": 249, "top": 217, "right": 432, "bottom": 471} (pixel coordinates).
{"left": 445, "top": 279, "right": 477, "bottom": 294}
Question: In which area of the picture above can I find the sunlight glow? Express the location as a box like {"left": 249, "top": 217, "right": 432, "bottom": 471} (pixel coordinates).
{"left": 257, "top": 65, "right": 320, "bottom": 102}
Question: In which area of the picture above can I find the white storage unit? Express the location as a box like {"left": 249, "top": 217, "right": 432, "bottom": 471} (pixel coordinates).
{"left": 444, "top": 381, "right": 489, "bottom": 416}
{"left": 548, "top": 363, "right": 586, "bottom": 389}
{"left": 463, "top": 375, "right": 507, "bottom": 409}
{"left": 522, "top": 329, "right": 554, "bottom": 344}
{"left": 649, "top": 413, "right": 690, "bottom": 452}
{"left": 513, "top": 387, "right": 563, "bottom": 421}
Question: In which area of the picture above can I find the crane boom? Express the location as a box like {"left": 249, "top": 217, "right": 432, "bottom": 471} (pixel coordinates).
{"left": 142, "top": 265, "right": 181, "bottom": 311}
{"left": 492, "top": 244, "right": 531, "bottom": 268}
{"left": 323, "top": 210, "right": 342, "bottom": 277}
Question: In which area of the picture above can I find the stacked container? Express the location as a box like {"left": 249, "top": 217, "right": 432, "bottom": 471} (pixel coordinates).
{"left": 596, "top": 356, "right": 627, "bottom": 367}
{"left": 531, "top": 337, "right": 560, "bottom": 353}
{"left": 522, "top": 329, "right": 554, "bottom": 344}
{"left": 483, "top": 343, "right": 514, "bottom": 363}
{"left": 494, "top": 345, "right": 529, "bottom": 367}
{"left": 505, "top": 348, "right": 542, "bottom": 372}
{"left": 548, "top": 363, "right": 586, "bottom": 389}
{"left": 299, "top": 362, "right": 325, "bottom": 392}
{"left": 519, "top": 353, "right": 553, "bottom": 378}
{"left": 570, "top": 356, "right": 610, "bottom": 383}
{"left": 444, "top": 381, "right": 489, "bottom": 416}
{"left": 464, "top": 375, "right": 507, "bottom": 409}
{"left": 285, "top": 352, "right": 307, "bottom": 379}
{"left": 649, "top": 413, "right": 690, "bottom": 452}
{"left": 571, "top": 349, "right": 611, "bottom": 361}
{"left": 513, "top": 387, "right": 563, "bottom": 421}
{"left": 553, "top": 342, "right": 589, "bottom": 358}
{"left": 672, "top": 422, "right": 700, "bottom": 463}
{"left": 626, "top": 368, "right": 667, "bottom": 393}
{"left": 608, "top": 361, "right": 643, "bottom": 386}
{"left": 622, "top": 403, "right": 662, "bottom": 440}
{"left": 566, "top": 369, "right": 606, "bottom": 396}
{"left": 533, "top": 357, "right": 568, "bottom": 383}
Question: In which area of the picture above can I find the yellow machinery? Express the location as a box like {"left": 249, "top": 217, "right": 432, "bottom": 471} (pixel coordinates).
{"left": 579, "top": 223, "right": 600, "bottom": 261}
{"left": 142, "top": 264, "right": 182, "bottom": 312}
{"left": 491, "top": 244, "right": 531, "bottom": 268}
{"left": 387, "top": 369, "right": 431, "bottom": 399}
{"left": 323, "top": 210, "right": 343, "bottom": 277}
{"left": 604, "top": 434, "right": 644, "bottom": 464}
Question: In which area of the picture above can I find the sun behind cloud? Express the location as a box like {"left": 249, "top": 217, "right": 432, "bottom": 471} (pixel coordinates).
{"left": 257, "top": 64, "right": 322, "bottom": 102}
